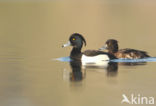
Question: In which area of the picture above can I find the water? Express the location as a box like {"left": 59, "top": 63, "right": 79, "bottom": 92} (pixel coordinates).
{"left": 0, "top": 1, "right": 156, "bottom": 106}
{"left": 56, "top": 56, "right": 156, "bottom": 63}
{"left": 56, "top": 56, "right": 156, "bottom": 79}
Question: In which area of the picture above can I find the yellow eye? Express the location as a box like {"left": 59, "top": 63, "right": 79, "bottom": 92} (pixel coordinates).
{"left": 72, "top": 38, "right": 76, "bottom": 40}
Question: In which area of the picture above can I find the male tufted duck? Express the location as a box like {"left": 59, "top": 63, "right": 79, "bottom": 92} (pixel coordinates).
{"left": 62, "top": 33, "right": 116, "bottom": 65}
{"left": 99, "top": 39, "right": 150, "bottom": 59}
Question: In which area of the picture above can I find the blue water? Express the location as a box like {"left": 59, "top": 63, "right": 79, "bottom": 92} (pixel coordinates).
{"left": 55, "top": 56, "right": 71, "bottom": 62}
{"left": 111, "top": 57, "right": 156, "bottom": 63}
{"left": 55, "top": 56, "right": 156, "bottom": 63}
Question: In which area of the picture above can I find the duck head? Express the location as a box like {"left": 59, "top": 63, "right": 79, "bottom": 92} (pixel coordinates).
{"left": 99, "top": 39, "right": 118, "bottom": 53}
{"left": 62, "top": 33, "right": 86, "bottom": 49}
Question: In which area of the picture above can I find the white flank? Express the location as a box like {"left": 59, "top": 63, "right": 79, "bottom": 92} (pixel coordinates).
{"left": 81, "top": 55, "right": 109, "bottom": 66}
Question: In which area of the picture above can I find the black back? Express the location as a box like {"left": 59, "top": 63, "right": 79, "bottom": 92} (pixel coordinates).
{"left": 83, "top": 50, "right": 117, "bottom": 59}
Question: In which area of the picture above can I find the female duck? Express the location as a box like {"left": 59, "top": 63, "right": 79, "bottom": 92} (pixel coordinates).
{"left": 99, "top": 39, "right": 150, "bottom": 59}
{"left": 62, "top": 33, "right": 116, "bottom": 65}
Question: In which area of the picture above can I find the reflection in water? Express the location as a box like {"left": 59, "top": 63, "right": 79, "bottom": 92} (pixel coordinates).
{"left": 119, "top": 62, "right": 147, "bottom": 66}
{"left": 69, "top": 60, "right": 118, "bottom": 82}
{"left": 69, "top": 60, "right": 84, "bottom": 81}
{"left": 111, "top": 57, "right": 156, "bottom": 63}
{"left": 106, "top": 62, "right": 118, "bottom": 77}
{"left": 110, "top": 57, "right": 156, "bottom": 66}
{"left": 57, "top": 56, "right": 156, "bottom": 82}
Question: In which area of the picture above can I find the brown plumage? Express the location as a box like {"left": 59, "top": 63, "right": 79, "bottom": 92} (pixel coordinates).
{"left": 114, "top": 48, "right": 150, "bottom": 59}
{"left": 99, "top": 39, "right": 150, "bottom": 59}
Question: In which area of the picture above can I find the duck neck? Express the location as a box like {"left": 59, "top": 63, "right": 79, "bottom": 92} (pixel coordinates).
{"left": 109, "top": 46, "right": 118, "bottom": 54}
{"left": 109, "top": 49, "right": 118, "bottom": 54}
{"left": 70, "top": 47, "right": 82, "bottom": 60}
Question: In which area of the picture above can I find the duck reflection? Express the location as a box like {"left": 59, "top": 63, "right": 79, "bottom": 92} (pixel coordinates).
{"left": 119, "top": 62, "right": 147, "bottom": 66}
{"left": 106, "top": 62, "right": 118, "bottom": 77}
{"left": 69, "top": 60, "right": 84, "bottom": 81}
{"left": 69, "top": 60, "right": 118, "bottom": 82}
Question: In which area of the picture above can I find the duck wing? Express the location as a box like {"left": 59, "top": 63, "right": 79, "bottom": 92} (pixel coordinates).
{"left": 83, "top": 50, "right": 116, "bottom": 59}
{"left": 117, "top": 48, "right": 150, "bottom": 58}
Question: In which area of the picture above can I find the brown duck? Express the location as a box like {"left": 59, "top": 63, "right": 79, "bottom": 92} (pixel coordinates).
{"left": 99, "top": 39, "right": 150, "bottom": 59}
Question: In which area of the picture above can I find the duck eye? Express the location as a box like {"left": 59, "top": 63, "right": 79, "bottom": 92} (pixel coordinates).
{"left": 72, "top": 38, "right": 76, "bottom": 41}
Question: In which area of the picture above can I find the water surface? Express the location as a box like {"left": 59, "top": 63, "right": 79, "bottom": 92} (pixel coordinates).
{"left": 0, "top": 1, "right": 156, "bottom": 106}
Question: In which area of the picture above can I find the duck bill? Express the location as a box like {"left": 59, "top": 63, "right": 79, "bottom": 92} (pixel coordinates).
{"left": 62, "top": 41, "right": 71, "bottom": 48}
{"left": 99, "top": 45, "right": 107, "bottom": 50}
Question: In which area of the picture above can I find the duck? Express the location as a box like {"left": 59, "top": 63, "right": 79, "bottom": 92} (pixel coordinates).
{"left": 99, "top": 39, "right": 150, "bottom": 59}
{"left": 62, "top": 33, "right": 116, "bottom": 65}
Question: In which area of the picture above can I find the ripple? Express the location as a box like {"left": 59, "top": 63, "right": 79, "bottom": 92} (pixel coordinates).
{"left": 54, "top": 56, "right": 71, "bottom": 62}
{"left": 110, "top": 57, "right": 156, "bottom": 63}
{"left": 55, "top": 57, "right": 156, "bottom": 63}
